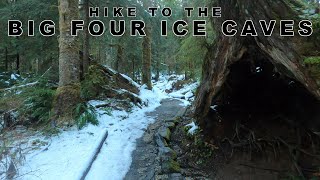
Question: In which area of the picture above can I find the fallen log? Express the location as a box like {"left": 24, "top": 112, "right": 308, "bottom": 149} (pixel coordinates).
{"left": 79, "top": 129, "right": 108, "bottom": 180}
{"left": 0, "top": 81, "right": 38, "bottom": 92}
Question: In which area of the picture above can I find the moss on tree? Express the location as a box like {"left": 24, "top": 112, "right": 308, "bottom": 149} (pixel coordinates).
{"left": 52, "top": 84, "right": 81, "bottom": 125}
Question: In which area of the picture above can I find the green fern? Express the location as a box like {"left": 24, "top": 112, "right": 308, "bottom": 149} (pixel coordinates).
{"left": 101, "top": 107, "right": 112, "bottom": 116}
{"left": 304, "top": 56, "right": 320, "bottom": 64}
{"left": 74, "top": 103, "right": 99, "bottom": 129}
{"left": 20, "top": 86, "right": 55, "bottom": 124}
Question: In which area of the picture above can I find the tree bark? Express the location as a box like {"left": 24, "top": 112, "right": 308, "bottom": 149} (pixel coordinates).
{"left": 16, "top": 52, "right": 20, "bottom": 74}
{"left": 116, "top": 45, "right": 124, "bottom": 73}
{"left": 110, "top": 44, "right": 124, "bottom": 73}
{"left": 5, "top": 47, "right": 8, "bottom": 71}
{"left": 155, "top": 53, "right": 160, "bottom": 81}
{"left": 142, "top": 1, "right": 152, "bottom": 90}
{"left": 184, "top": 69, "right": 188, "bottom": 80}
{"left": 82, "top": 0, "right": 90, "bottom": 76}
{"left": 132, "top": 58, "right": 135, "bottom": 81}
{"left": 142, "top": 24, "right": 152, "bottom": 89}
{"left": 193, "top": 0, "right": 320, "bottom": 128}
{"left": 58, "top": 0, "right": 80, "bottom": 86}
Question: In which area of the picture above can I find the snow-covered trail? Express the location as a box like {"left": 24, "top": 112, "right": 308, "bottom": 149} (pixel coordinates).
{"left": 84, "top": 76, "right": 196, "bottom": 179}
{"left": 84, "top": 94, "right": 164, "bottom": 180}
{"left": 85, "top": 98, "right": 184, "bottom": 180}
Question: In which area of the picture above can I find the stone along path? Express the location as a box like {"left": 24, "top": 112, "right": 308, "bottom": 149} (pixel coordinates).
{"left": 124, "top": 99, "right": 186, "bottom": 180}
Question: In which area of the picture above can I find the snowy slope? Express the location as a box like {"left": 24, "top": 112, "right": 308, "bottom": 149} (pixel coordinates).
{"left": 84, "top": 86, "right": 165, "bottom": 180}
{"left": 16, "top": 86, "right": 165, "bottom": 180}
{"left": 6, "top": 74, "right": 198, "bottom": 180}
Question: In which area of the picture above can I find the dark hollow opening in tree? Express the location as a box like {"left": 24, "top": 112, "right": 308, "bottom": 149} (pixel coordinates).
{"left": 203, "top": 52, "right": 320, "bottom": 177}
{"left": 213, "top": 54, "right": 320, "bottom": 132}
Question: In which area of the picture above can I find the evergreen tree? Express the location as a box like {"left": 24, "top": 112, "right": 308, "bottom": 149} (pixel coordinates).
{"left": 52, "top": 0, "right": 81, "bottom": 124}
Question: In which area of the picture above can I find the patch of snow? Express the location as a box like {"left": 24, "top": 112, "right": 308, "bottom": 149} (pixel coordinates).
{"left": 120, "top": 73, "right": 140, "bottom": 88}
{"left": 289, "top": 81, "right": 295, "bottom": 85}
{"left": 103, "top": 65, "right": 117, "bottom": 74}
{"left": 4, "top": 81, "right": 38, "bottom": 91}
{"left": 16, "top": 126, "right": 110, "bottom": 180}
{"left": 117, "top": 88, "right": 139, "bottom": 98}
{"left": 185, "top": 122, "right": 199, "bottom": 135}
{"left": 11, "top": 74, "right": 18, "bottom": 80}
{"left": 184, "top": 91, "right": 194, "bottom": 99}
{"left": 302, "top": 9, "right": 316, "bottom": 14}
{"left": 256, "top": 67, "right": 262, "bottom": 73}
{"left": 16, "top": 90, "right": 22, "bottom": 95}
{"left": 168, "top": 82, "right": 198, "bottom": 100}
{"left": 178, "top": 99, "right": 191, "bottom": 107}
{"left": 168, "top": 92, "right": 185, "bottom": 99}
{"left": 152, "top": 74, "right": 198, "bottom": 107}
{"left": 210, "top": 105, "right": 218, "bottom": 111}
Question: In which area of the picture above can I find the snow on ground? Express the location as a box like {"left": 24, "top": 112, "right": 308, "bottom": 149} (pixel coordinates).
{"left": 5, "top": 74, "right": 198, "bottom": 180}
{"left": 185, "top": 121, "right": 199, "bottom": 135}
{"left": 0, "top": 72, "right": 22, "bottom": 89}
{"left": 10, "top": 73, "right": 20, "bottom": 80}
{"left": 16, "top": 86, "right": 166, "bottom": 180}
{"left": 153, "top": 74, "right": 199, "bottom": 106}
{"left": 120, "top": 73, "right": 140, "bottom": 88}
{"left": 16, "top": 126, "right": 110, "bottom": 180}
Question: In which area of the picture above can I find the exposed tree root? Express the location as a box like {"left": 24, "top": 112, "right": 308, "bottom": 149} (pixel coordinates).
{"left": 220, "top": 120, "right": 320, "bottom": 178}
{"left": 238, "top": 163, "right": 288, "bottom": 173}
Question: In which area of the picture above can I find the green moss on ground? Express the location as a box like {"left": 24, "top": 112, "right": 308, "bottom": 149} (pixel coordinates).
{"left": 162, "top": 159, "right": 181, "bottom": 173}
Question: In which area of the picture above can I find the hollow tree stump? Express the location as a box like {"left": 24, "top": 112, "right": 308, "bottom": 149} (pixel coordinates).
{"left": 193, "top": 0, "right": 320, "bottom": 128}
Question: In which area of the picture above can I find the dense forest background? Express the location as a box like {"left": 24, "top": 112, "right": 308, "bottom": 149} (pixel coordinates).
{"left": 0, "top": 0, "right": 213, "bottom": 84}
{"left": 0, "top": 0, "right": 319, "bottom": 84}
{"left": 0, "top": 0, "right": 215, "bottom": 127}
{"left": 1, "top": 0, "right": 320, "bottom": 179}
{"left": 0, "top": 0, "right": 319, "bottom": 126}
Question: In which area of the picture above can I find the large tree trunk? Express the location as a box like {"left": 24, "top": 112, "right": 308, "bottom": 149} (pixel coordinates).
{"left": 142, "top": 24, "right": 152, "bottom": 89}
{"left": 193, "top": 0, "right": 320, "bottom": 129}
{"left": 82, "top": 0, "right": 90, "bottom": 76}
{"left": 132, "top": 57, "right": 135, "bottom": 81}
{"left": 58, "top": 0, "right": 80, "bottom": 86}
{"left": 5, "top": 47, "right": 8, "bottom": 71}
{"left": 116, "top": 45, "right": 124, "bottom": 73}
{"left": 142, "top": 0, "right": 152, "bottom": 90}
{"left": 16, "top": 52, "right": 20, "bottom": 74}
{"left": 53, "top": 0, "right": 81, "bottom": 124}
{"left": 155, "top": 52, "right": 160, "bottom": 81}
